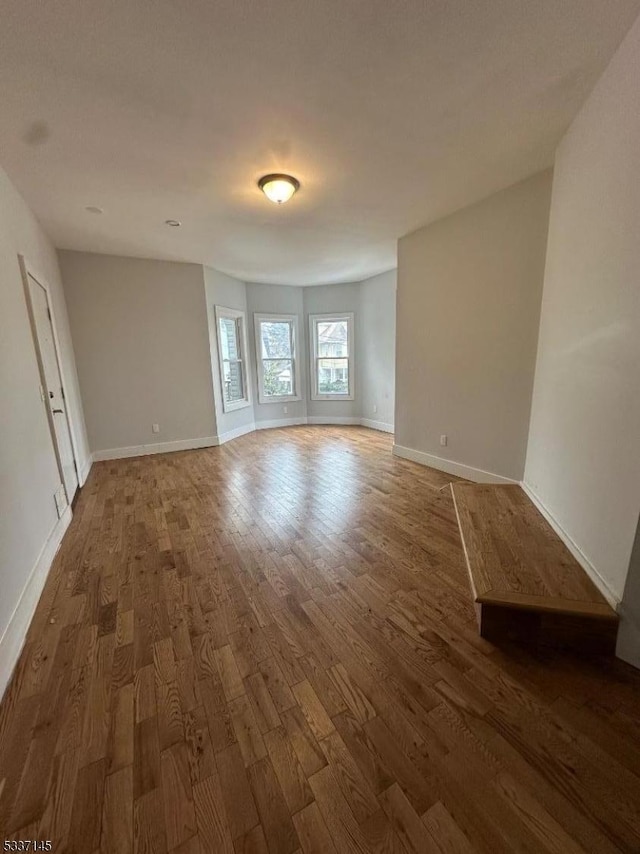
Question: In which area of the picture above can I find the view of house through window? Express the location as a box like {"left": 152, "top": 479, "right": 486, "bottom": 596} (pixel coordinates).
{"left": 255, "top": 314, "right": 301, "bottom": 403}
{"left": 215, "top": 306, "right": 250, "bottom": 411}
{"left": 310, "top": 313, "right": 354, "bottom": 399}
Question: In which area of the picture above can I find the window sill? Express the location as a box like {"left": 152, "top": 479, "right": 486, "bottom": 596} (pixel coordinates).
{"left": 257, "top": 394, "right": 302, "bottom": 405}
{"left": 222, "top": 398, "right": 252, "bottom": 413}
{"left": 311, "top": 394, "right": 355, "bottom": 402}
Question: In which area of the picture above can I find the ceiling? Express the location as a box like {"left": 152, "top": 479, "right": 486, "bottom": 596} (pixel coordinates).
{"left": 1, "top": 1, "right": 639, "bottom": 286}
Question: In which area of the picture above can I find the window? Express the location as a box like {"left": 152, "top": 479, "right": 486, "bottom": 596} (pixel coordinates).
{"left": 254, "top": 314, "right": 301, "bottom": 404}
{"left": 310, "top": 312, "right": 354, "bottom": 400}
{"left": 215, "top": 306, "right": 251, "bottom": 411}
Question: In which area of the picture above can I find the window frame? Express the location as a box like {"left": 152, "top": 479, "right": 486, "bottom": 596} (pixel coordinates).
{"left": 309, "top": 312, "right": 355, "bottom": 401}
{"left": 254, "top": 313, "right": 302, "bottom": 405}
{"left": 215, "top": 305, "right": 252, "bottom": 412}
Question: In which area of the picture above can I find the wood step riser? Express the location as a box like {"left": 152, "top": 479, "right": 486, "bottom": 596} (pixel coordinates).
{"left": 478, "top": 603, "right": 618, "bottom": 656}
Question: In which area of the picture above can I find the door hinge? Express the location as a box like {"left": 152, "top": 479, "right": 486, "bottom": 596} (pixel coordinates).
{"left": 47, "top": 306, "right": 52, "bottom": 321}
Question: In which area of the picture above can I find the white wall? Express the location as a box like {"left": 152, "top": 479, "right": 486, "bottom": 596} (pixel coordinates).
{"left": 358, "top": 270, "right": 396, "bottom": 431}
{"left": 204, "top": 266, "right": 255, "bottom": 440}
{"left": 246, "top": 283, "right": 308, "bottom": 425}
{"left": 524, "top": 15, "right": 640, "bottom": 627}
{"left": 395, "top": 171, "right": 552, "bottom": 482}
{"left": 0, "top": 167, "right": 89, "bottom": 697}
{"left": 60, "top": 251, "right": 217, "bottom": 456}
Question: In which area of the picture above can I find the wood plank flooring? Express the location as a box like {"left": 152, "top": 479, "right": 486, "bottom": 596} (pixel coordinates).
{"left": 1, "top": 426, "right": 640, "bottom": 853}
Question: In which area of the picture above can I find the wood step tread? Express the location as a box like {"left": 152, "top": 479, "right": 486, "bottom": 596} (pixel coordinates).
{"left": 476, "top": 590, "right": 616, "bottom": 619}
{"left": 450, "top": 482, "right": 618, "bottom": 622}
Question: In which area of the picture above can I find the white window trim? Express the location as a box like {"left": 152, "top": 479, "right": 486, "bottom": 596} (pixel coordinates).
{"left": 254, "top": 313, "right": 302, "bottom": 405}
{"left": 215, "top": 305, "right": 252, "bottom": 412}
{"left": 309, "top": 312, "right": 355, "bottom": 401}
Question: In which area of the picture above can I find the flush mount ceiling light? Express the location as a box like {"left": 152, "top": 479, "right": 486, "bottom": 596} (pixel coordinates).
{"left": 258, "top": 173, "right": 300, "bottom": 205}
{"left": 165, "top": 219, "right": 181, "bottom": 227}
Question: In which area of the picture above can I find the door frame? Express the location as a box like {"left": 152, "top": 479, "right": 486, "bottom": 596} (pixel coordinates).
{"left": 19, "top": 254, "right": 82, "bottom": 499}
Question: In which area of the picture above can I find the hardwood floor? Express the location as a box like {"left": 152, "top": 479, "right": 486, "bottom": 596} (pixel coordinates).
{"left": 1, "top": 426, "right": 639, "bottom": 853}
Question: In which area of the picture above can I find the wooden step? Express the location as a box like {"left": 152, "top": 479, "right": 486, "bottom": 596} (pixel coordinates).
{"left": 450, "top": 483, "right": 618, "bottom": 654}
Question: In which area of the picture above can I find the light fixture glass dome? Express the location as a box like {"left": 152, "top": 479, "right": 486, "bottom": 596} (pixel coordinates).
{"left": 258, "top": 173, "right": 300, "bottom": 204}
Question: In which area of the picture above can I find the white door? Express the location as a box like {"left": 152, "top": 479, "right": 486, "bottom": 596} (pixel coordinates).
{"left": 28, "top": 273, "right": 79, "bottom": 503}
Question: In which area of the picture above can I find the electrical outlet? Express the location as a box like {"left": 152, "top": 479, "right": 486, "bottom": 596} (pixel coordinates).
{"left": 373, "top": 404, "right": 377, "bottom": 414}
{"left": 283, "top": 406, "right": 288, "bottom": 414}
{"left": 152, "top": 423, "right": 160, "bottom": 434}
{"left": 440, "top": 434, "right": 448, "bottom": 447}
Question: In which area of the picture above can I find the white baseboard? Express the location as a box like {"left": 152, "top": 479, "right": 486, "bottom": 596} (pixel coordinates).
{"left": 93, "top": 435, "right": 219, "bottom": 461}
{"left": 0, "top": 506, "right": 72, "bottom": 702}
{"left": 78, "top": 453, "right": 94, "bottom": 485}
{"left": 257, "top": 416, "right": 393, "bottom": 433}
{"left": 360, "top": 418, "right": 394, "bottom": 434}
{"left": 255, "top": 417, "right": 308, "bottom": 430}
{"left": 307, "top": 416, "right": 362, "bottom": 426}
{"left": 216, "top": 423, "right": 256, "bottom": 445}
{"left": 392, "top": 444, "right": 518, "bottom": 485}
{"left": 91, "top": 420, "right": 393, "bottom": 461}
{"left": 521, "top": 481, "right": 619, "bottom": 609}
